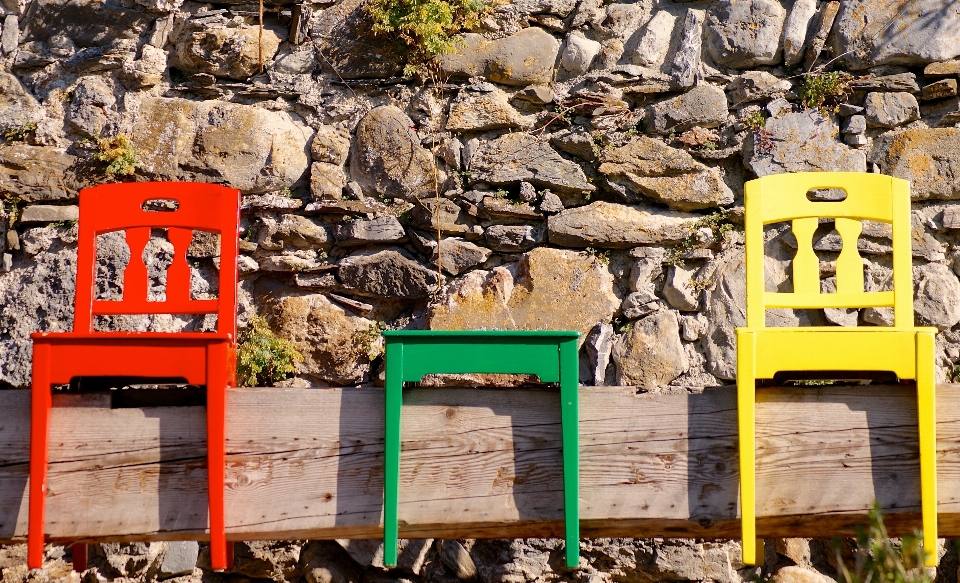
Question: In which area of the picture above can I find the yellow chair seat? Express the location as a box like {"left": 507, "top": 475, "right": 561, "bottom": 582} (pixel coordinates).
{"left": 742, "top": 327, "right": 936, "bottom": 380}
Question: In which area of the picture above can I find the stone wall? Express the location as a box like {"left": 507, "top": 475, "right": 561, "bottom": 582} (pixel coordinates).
{"left": 3, "top": 0, "right": 960, "bottom": 581}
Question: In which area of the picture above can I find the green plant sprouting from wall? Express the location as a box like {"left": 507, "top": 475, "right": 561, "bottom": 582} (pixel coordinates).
{"left": 744, "top": 110, "right": 767, "bottom": 132}
{"left": 613, "top": 317, "right": 632, "bottom": 334}
{"left": 950, "top": 364, "right": 960, "bottom": 384}
{"left": 584, "top": 247, "right": 610, "bottom": 265}
{"left": 798, "top": 71, "right": 852, "bottom": 114}
{"left": 743, "top": 110, "right": 774, "bottom": 154}
{"left": 93, "top": 134, "right": 138, "bottom": 177}
{"left": 1, "top": 193, "right": 21, "bottom": 225}
{"left": 236, "top": 316, "right": 304, "bottom": 387}
{"left": 365, "top": 0, "right": 494, "bottom": 75}
{"left": 833, "top": 502, "right": 932, "bottom": 583}
{"left": 2, "top": 120, "right": 37, "bottom": 143}
{"left": 690, "top": 277, "right": 713, "bottom": 293}
{"left": 354, "top": 321, "right": 387, "bottom": 360}
{"left": 665, "top": 209, "right": 737, "bottom": 267}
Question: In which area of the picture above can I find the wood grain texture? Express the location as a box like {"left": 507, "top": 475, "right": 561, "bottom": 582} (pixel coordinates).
{"left": 2, "top": 384, "right": 960, "bottom": 543}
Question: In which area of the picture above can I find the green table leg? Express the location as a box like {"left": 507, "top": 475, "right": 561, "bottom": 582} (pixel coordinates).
{"left": 384, "top": 341, "right": 402, "bottom": 567}
{"left": 559, "top": 338, "right": 580, "bottom": 568}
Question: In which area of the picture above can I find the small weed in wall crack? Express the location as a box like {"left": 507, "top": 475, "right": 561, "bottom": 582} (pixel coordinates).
{"left": 1, "top": 193, "right": 21, "bottom": 225}
{"left": 690, "top": 277, "right": 713, "bottom": 293}
{"left": 743, "top": 110, "right": 774, "bottom": 154}
{"left": 237, "top": 316, "right": 304, "bottom": 387}
{"left": 353, "top": 321, "right": 386, "bottom": 360}
{"left": 2, "top": 120, "right": 37, "bottom": 143}
{"left": 93, "top": 134, "right": 138, "bottom": 177}
{"left": 584, "top": 247, "right": 610, "bottom": 265}
{"left": 613, "top": 317, "right": 633, "bottom": 334}
{"left": 665, "top": 209, "right": 737, "bottom": 267}
{"left": 798, "top": 71, "right": 852, "bottom": 114}
{"left": 744, "top": 110, "right": 767, "bottom": 132}
{"left": 951, "top": 365, "right": 960, "bottom": 384}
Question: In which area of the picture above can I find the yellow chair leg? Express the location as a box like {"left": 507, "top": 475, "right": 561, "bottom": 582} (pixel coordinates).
{"left": 737, "top": 331, "right": 759, "bottom": 566}
{"left": 916, "top": 331, "right": 938, "bottom": 566}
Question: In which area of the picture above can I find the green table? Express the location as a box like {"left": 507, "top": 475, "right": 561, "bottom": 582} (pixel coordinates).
{"left": 382, "top": 330, "right": 581, "bottom": 568}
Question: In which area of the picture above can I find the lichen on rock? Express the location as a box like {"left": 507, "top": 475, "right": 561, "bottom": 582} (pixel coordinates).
{"left": 428, "top": 247, "right": 619, "bottom": 343}
{"left": 129, "top": 97, "right": 313, "bottom": 193}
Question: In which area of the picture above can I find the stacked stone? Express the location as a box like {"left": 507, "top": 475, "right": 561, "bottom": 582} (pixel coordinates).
{"left": 3, "top": 0, "right": 960, "bottom": 580}
{"left": 8, "top": 536, "right": 950, "bottom": 583}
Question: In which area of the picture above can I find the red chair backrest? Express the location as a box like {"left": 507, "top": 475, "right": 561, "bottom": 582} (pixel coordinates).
{"left": 73, "top": 182, "right": 241, "bottom": 338}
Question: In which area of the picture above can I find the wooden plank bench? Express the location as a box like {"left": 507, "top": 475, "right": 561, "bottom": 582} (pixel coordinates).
{"left": 0, "top": 384, "right": 958, "bottom": 544}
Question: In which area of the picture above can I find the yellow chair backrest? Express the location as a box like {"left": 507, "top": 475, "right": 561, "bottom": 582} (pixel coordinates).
{"left": 743, "top": 172, "right": 913, "bottom": 329}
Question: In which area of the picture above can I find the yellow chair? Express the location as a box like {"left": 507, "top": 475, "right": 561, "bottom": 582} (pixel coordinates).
{"left": 737, "top": 172, "right": 938, "bottom": 566}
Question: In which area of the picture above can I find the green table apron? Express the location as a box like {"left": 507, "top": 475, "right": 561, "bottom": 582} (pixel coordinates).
{"left": 382, "top": 330, "right": 581, "bottom": 568}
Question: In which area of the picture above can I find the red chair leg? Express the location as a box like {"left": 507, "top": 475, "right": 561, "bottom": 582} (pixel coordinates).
{"left": 28, "top": 343, "right": 52, "bottom": 570}
{"left": 72, "top": 544, "right": 88, "bottom": 571}
{"left": 206, "top": 342, "right": 228, "bottom": 571}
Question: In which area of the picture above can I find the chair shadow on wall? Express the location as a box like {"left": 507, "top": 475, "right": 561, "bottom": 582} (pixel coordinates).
{"left": 334, "top": 380, "right": 567, "bottom": 549}
{"left": 132, "top": 386, "right": 212, "bottom": 545}
{"left": 4, "top": 383, "right": 210, "bottom": 562}
{"left": 0, "top": 389, "right": 31, "bottom": 543}
{"left": 71, "top": 383, "right": 209, "bottom": 546}
{"left": 726, "top": 385, "right": 923, "bottom": 539}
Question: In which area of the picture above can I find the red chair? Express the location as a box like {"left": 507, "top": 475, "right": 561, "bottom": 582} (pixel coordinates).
{"left": 28, "top": 182, "right": 240, "bottom": 571}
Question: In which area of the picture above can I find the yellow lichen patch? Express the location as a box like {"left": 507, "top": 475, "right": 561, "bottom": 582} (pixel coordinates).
{"left": 905, "top": 151, "right": 934, "bottom": 178}
{"left": 876, "top": 128, "right": 960, "bottom": 201}
{"left": 428, "top": 248, "right": 619, "bottom": 342}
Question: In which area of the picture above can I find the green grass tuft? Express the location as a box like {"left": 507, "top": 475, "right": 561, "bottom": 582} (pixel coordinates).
{"left": 236, "top": 316, "right": 304, "bottom": 387}
{"left": 365, "top": 0, "right": 494, "bottom": 75}
{"left": 92, "top": 134, "right": 138, "bottom": 177}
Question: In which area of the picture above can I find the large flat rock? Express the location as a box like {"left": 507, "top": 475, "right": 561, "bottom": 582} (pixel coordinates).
{"left": 0, "top": 145, "right": 88, "bottom": 202}
{"left": 646, "top": 84, "right": 729, "bottom": 134}
{"left": 445, "top": 87, "right": 528, "bottom": 132}
{"left": 267, "top": 291, "right": 379, "bottom": 385}
{"left": 469, "top": 133, "right": 594, "bottom": 195}
{"left": 337, "top": 247, "right": 439, "bottom": 299}
{"left": 0, "top": 71, "right": 41, "bottom": 126}
{"left": 350, "top": 106, "right": 442, "bottom": 200}
{"left": 130, "top": 97, "right": 312, "bottom": 194}
{"left": 705, "top": 0, "right": 785, "bottom": 68}
{"left": 832, "top": 0, "right": 960, "bottom": 70}
{"left": 744, "top": 111, "right": 867, "bottom": 176}
{"left": 172, "top": 23, "right": 283, "bottom": 80}
{"left": 599, "top": 137, "right": 734, "bottom": 211}
{"left": 612, "top": 309, "right": 689, "bottom": 390}
{"left": 427, "top": 247, "right": 618, "bottom": 342}
{"left": 439, "top": 28, "right": 560, "bottom": 86}
{"left": 310, "top": 0, "right": 405, "bottom": 78}
{"left": 871, "top": 128, "right": 960, "bottom": 200}
{"left": 23, "top": 0, "right": 153, "bottom": 48}
{"left": 547, "top": 201, "right": 698, "bottom": 248}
